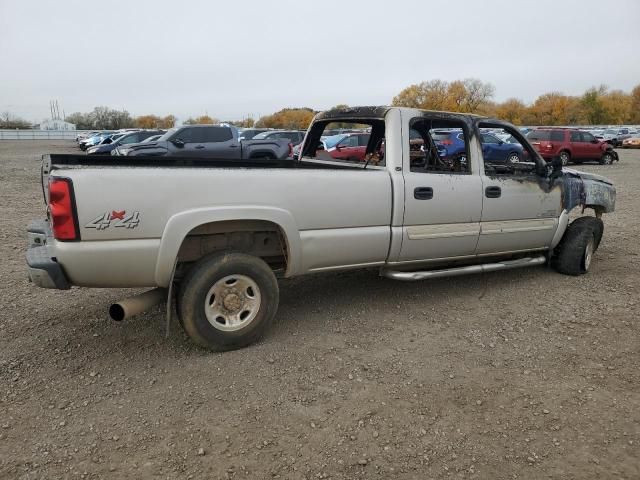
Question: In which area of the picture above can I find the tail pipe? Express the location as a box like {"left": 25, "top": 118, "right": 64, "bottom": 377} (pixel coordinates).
{"left": 109, "top": 288, "right": 167, "bottom": 321}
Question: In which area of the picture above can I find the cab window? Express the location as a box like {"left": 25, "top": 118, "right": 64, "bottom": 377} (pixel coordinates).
{"left": 300, "top": 120, "right": 382, "bottom": 166}
{"left": 478, "top": 123, "right": 536, "bottom": 175}
{"left": 409, "top": 118, "right": 470, "bottom": 174}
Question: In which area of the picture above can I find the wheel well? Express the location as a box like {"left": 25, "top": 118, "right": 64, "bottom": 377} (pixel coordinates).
{"left": 176, "top": 220, "right": 288, "bottom": 276}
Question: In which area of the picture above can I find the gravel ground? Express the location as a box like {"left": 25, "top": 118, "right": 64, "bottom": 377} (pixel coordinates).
{"left": 0, "top": 141, "right": 639, "bottom": 480}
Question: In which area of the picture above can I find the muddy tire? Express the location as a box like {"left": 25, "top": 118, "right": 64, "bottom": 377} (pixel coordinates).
{"left": 178, "top": 252, "right": 279, "bottom": 351}
{"left": 599, "top": 151, "right": 614, "bottom": 165}
{"left": 553, "top": 217, "right": 598, "bottom": 276}
{"left": 559, "top": 150, "right": 571, "bottom": 166}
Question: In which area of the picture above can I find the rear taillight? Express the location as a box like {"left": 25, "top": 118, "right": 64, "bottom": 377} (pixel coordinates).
{"left": 440, "top": 139, "right": 453, "bottom": 145}
{"left": 544, "top": 143, "right": 554, "bottom": 150}
{"left": 49, "top": 177, "right": 79, "bottom": 241}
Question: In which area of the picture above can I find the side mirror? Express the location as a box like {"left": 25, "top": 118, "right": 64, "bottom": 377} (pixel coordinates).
{"left": 335, "top": 144, "right": 342, "bottom": 151}
{"left": 171, "top": 138, "right": 185, "bottom": 148}
{"left": 103, "top": 138, "right": 112, "bottom": 144}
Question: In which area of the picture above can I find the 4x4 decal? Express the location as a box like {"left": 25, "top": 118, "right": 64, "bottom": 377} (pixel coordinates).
{"left": 85, "top": 211, "right": 140, "bottom": 230}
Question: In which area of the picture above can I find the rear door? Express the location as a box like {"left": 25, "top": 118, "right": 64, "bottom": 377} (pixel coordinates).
{"left": 195, "top": 126, "right": 240, "bottom": 159}
{"left": 569, "top": 130, "right": 584, "bottom": 158}
{"left": 398, "top": 114, "right": 483, "bottom": 263}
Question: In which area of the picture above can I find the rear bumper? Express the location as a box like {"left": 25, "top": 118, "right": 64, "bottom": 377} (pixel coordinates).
{"left": 26, "top": 219, "right": 70, "bottom": 290}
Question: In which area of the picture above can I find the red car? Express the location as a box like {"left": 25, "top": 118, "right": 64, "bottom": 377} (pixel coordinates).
{"left": 325, "top": 133, "right": 370, "bottom": 162}
{"left": 527, "top": 128, "right": 618, "bottom": 165}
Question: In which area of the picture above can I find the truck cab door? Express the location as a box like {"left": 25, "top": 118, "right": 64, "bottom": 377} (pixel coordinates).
{"left": 477, "top": 124, "right": 561, "bottom": 255}
{"left": 193, "top": 126, "right": 240, "bottom": 159}
{"left": 397, "top": 115, "right": 483, "bottom": 263}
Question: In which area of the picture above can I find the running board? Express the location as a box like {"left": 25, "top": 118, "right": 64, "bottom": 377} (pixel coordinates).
{"left": 381, "top": 256, "right": 546, "bottom": 281}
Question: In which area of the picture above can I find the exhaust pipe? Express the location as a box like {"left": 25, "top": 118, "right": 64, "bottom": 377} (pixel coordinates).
{"left": 109, "top": 288, "right": 167, "bottom": 321}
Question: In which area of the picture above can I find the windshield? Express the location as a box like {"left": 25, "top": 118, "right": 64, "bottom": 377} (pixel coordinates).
{"left": 324, "top": 134, "right": 348, "bottom": 148}
{"left": 252, "top": 132, "right": 271, "bottom": 140}
{"left": 604, "top": 129, "right": 617, "bottom": 135}
{"left": 156, "top": 128, "right": 178, "bottom": 142}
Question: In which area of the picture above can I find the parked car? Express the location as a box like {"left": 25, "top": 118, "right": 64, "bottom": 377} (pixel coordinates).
{"left": 527, "top": 128, "right": 618, "bottom": 165}
{"left": 600, "top": 128, "right": 632, "bottom": 147}
{"left": 79, "top": 132, "right": 113, "bottom": 151}
{"left": 87, "top": 131, "right": 165, "bottom": 155}
{"left": 480, "top": 132, "right": 525, "bottom": 164}
{"left": 323, "top": 133, "right": 371, "bottom": 161}
{"left": 430, "top": 130, "right": 466, "bottom": 160}
{"left": 118, "top": 125, "right": 292, "bottom": 159}
{"left": 252, "top": 130, "right": 306, "bottom": 146}
{"left": 27, "top": 106, "right": 615, "bottom": 351}
{"left": 76, "top": 131, "right": 99, "bottom": 143}
{"left": 621, "top": 134, "right": 640, "bottom": 148}
{"left": 237, "top": 128, "right": 271, "bottom": 141}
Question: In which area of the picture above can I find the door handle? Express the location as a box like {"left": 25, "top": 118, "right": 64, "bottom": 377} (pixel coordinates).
{"left": 229, "top": 144, "right": 239, "bottom": 148}
{"left": 194, "top": 145, "right": 205, "bottom": 149}
{"left": 414, "top": 187, "right": 433, "bottom": 200}
{"left": 485, "top": 186, "right": 501, "bottom": 198}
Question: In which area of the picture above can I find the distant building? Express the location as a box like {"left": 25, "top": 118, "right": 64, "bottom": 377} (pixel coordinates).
{"left": 38, "top": 119, "right": 76, "bottom": 130}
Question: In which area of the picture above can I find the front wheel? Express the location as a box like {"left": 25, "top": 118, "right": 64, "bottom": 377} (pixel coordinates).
{"left": 178, "top": 253, "right": 279, "bottom": 351}
{"left": 553, "top": 217, "right": 599, "bottom": 276}
{"left": 559, "top": 150, "right": 570, "bottom": 166}
{"left": 599, "top": 152, "right": 614, "bottom": 165}
{"left": 507, "top": 152, "right": 520, "bottom": 163}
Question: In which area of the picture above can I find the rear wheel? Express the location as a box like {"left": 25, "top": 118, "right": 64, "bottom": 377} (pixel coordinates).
{"left": 559, "top": 150, "right": 571, "bottom": 166}
{"left": 178, "top": 252, "right": 279, "bottom": 351}
{"left": 553, "top": 217, "right": 599, "bottom": 275}
{"left": 599, "top": 152, "right": 614, "bottom": 165}
{"left": 507, "top": 152, "right": 520, "bottom": 163}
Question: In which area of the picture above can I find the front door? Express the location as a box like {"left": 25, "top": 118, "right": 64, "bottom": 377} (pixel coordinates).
{"left": 477, "top": 124, "right": 561, "bottom": 255}
{"left": 398, "top": 115, "right": 483, "bottom": 263}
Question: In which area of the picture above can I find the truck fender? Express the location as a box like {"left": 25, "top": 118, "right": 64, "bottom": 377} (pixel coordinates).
{"left": 550, "top": 209, "right": 570, "bottom": 249}
{"left": 154, "top": 206, "right": 302, "bottom": 286}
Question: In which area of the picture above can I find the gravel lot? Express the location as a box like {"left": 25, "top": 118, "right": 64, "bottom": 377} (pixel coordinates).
{"left": 1, "top": 141, "right": 638, "bottom": 479}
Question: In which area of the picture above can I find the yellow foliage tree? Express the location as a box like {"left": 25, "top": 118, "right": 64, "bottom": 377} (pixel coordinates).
{"left": 256, "top": 108, "right": 315, "bottom": 129}
{"left": 184, "top": 115, "right": 219, "bottom": 125}
{"left": 392, "top": 78, "right": 494, "bottom": 113}
{"left": 135, "top": 114, "right": 177, "bottom": 129}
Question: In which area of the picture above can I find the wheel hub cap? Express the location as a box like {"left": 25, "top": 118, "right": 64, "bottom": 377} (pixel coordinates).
{"left": 223, "top": 292, "right": 242, "bottom": 312}
{"left": 204, "top": 275, "right": 261, "bottom": 331}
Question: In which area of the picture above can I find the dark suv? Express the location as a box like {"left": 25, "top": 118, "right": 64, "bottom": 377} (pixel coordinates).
{"left": 527, "top": 128, "right": 618, "bottom": 165}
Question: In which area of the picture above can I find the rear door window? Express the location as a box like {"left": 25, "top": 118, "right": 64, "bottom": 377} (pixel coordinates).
{"left": 197, "top": 127, "right": 233, "bottom": 143}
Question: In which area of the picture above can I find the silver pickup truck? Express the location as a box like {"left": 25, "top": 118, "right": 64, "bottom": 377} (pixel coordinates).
{"left": 27, "top": 106, "right": 616, "bottom": 351}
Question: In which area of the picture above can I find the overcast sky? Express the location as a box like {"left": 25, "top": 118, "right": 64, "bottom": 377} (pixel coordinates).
{"left": 1, "top": 0, "right": 638, "bottom": 123}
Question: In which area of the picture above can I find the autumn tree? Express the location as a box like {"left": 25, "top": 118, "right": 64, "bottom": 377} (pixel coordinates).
{"left": 601, "top": 90, "right": 632, "bottom": 125}
{"left": 391, "top": 78, "right": 494, "bottom": 113}
{"left": 630, "top": 85, "right": 640, "bottom": 124}
{"left": 580, "top": 86, "right": 608, "bottom": 125}
{"left": 184, "top": 115, "right": 219, "bottom": 125}
{"left": 493, "top": 98, "right": 527, "bottom": 124}
{"left": 134, "top": 114, "right": 177, "bottom": 129}
{"left": 256, "top": 108, "right": 315, "bottom": 129}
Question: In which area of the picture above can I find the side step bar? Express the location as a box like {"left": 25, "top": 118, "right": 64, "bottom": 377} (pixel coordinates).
{"left": 381, "top": 256, "right": 546, "bottom": 281}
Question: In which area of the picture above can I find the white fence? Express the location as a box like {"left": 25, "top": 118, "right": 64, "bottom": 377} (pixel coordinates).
{"left": 0, "top": 130, "right": 91, "bottom": 140}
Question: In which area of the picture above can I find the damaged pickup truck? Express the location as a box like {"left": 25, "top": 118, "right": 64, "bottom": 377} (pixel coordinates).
{"left": 26, "top": 106, "right": 616, "bottom": 351}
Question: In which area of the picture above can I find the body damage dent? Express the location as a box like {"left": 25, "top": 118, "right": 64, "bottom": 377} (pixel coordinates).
{"left": 559, "top": 169, "right": 616, "bottom": 214}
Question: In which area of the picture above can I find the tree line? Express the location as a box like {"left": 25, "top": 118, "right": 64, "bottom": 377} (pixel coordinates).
{"left": 2, "top": 82, "right": 638, "bottom": 131}
{"left": 391, "top": 79, "right": 640, "bottom": 126}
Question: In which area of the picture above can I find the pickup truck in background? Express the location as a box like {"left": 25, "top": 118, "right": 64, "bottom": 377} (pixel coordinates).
{"left": 113, "top": 124, "right": 292, "bottom": 159}
{"left": 26, "top": 106, "right": 616, "bottom": 352}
